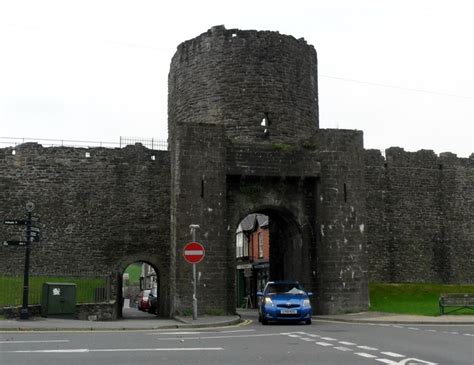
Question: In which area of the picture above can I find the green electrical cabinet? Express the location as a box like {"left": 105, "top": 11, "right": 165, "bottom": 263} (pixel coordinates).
{"left": 41, "top": 282, "right": 77, "bottom": 318}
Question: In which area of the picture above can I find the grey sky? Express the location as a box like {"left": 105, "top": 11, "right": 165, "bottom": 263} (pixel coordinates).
{"left": 0, "top": 0, "right": 472, "bottom": 156}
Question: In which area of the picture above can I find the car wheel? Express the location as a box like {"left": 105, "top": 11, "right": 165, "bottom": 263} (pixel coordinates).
{"left": 258, "top": 314, "right": 262, "bottom": 322}
{"left": 305, "top": 318, "right": 312, "bottom": 325}
{"left": 262, "top": 318, "right": 268, "bottom": 325}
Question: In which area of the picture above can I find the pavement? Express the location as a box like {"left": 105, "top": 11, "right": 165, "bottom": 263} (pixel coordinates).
{"left": 1, "top": 308, "right": 473, "bottom": 331}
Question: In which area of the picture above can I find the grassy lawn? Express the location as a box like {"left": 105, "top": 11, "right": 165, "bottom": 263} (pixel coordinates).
{"left": 370, "top": 283, "right": 474, "bottom": 316}
{"left": 124, "top": 263, "right": 142, "bottom": 285}
{"left": 0, "top": 276, "right": 107, "bottom": 307}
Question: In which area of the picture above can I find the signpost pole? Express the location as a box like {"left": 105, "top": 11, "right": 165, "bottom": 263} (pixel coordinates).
{"left": 20, "top": 202, "right": 34, "bottom": 320}
{"left": 189, "top": 224, "right": 200, "bottom": 321}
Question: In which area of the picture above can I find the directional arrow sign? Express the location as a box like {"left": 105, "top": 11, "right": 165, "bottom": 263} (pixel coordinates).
{"left": 183, "top": 242, "right": 205, "bottom": 264}
{"left": 3, "top": 220, "right": 27, "bottom": 225}
{"left": 2, "top": 240, "right": 28, "bottom": 246}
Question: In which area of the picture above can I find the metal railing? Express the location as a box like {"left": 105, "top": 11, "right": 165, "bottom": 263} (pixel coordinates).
{"left": 0, "top": 136, "right": 167, "bottom": 150}
{"left": 0, "top": 274, "right": 112, "bottom": 307}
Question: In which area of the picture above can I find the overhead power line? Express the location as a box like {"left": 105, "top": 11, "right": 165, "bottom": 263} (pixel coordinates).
{"left": 320, "top": 74, "right": 472, "bottom": 100}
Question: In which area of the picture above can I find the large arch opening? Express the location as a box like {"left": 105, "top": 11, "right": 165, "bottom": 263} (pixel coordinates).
{"left": 234, "top": 207, "right": 314, "bottom": 311}
{"left": 120, "top": 261, "right": 160, "bottom": 319}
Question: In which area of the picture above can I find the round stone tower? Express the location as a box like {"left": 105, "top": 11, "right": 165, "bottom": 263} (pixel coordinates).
{"left": 168, "top": 25, "right": 319, "bottom": 143}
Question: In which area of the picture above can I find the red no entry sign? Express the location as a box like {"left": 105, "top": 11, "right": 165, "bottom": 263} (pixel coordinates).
{"left": 183, "top": 242, "right": 205, "bottom": 264}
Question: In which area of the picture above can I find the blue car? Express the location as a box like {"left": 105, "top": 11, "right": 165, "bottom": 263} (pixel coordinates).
{"left": 257, "top": 281, "right": 313, "bottom": 325}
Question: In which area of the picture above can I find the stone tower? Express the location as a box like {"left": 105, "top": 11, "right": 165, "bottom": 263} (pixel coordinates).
{"left": 168, "top": 26, "right": 368, "bottom": 315}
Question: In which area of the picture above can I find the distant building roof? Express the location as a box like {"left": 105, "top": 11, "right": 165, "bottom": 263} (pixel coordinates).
{"left": 238, "top": 214, "right": 268, "bottom": 232}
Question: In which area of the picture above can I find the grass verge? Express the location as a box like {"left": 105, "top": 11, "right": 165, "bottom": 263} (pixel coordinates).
{"left": 369, "top": 283, "right": 474, "bottom": 316}
{"left": 0, "top": 276, "right": 107, "bottom": 307}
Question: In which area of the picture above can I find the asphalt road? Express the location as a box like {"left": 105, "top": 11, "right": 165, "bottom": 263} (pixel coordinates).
{"left": 1, "top": 313, "right": 473, "bottom": 364}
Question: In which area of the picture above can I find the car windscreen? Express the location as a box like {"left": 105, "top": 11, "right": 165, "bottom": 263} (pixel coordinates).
{"left": 266, "top": 283, "right": 305, "bottom": 295}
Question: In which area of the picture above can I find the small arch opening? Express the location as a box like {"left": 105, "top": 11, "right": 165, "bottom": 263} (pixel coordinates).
{"left": 121, "top": 261, "right": 160, "bottom": 318}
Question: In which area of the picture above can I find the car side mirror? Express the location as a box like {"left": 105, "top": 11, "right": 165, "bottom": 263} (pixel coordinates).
{"left": 307, "top": 292, "right": 313, "bottom": 297}
{"left": 256, "top": 291, "right": 263, "bottom": 297}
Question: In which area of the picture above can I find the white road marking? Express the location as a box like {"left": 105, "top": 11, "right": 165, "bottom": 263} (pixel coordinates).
{"left": 6, "top": 347, "right": 224, "bottom": 353}
{"left": 375, "top": 359, "right": 399, "bottom": 364}
{"left": 320, "top": 336, "right": 337, "bottom": 341}
{"left": 381, "top": 351, "right": 405, "bottom": 358}
{"left": 307, "top": 334, "right": 321, "bottom": 338}
{"left": 463, "top": 333, "right": 474, "bottom": 337}
{"left": 425, "top": 329, "right": 437, "bottom": 333}
{"left": 150, "top": 329, "right": 255, "bottom": 335}
{"left": 158, "top": 333, "right": 281, "bottom": 340}
{"left": 287, "top": 334, "right": 301, "bottom": 338}
{"left": 449, "top": 332, "right": 459, "bottom": 335}
{"left": 151, "top": 331, "right": 200, "bottom": 335}
{"left": 334, "top": 346, "right": 352, "bottom": 352}
{"left": 339, "top": 341, "right": 356, "bottom": 346}
{"left": 408, "top": 327, "right": 419, "bottom": 330}
{"left": 0, "top": 340, "right": 70, "bottom": 344}
{"left": 300, "top": 337, "right": 315, "bottom": 342}
{"left": 357, "top": 345, "right": 378, "bottom": 351}
{"left": 315, "top": 342, "right": 334, "bottom": 347}
{"left": 356, "top": 352, "right": 377, "bottom": 358}
{"left": 392, "top": 325, "right": 404, "bottom": 328}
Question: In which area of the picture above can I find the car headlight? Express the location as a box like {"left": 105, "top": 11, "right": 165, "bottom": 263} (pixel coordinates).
{"left": 264, "top": 297, "right": 273, "bottom": 305}
{"left": 303, "top": 299, "right": 311, "bottom": 307}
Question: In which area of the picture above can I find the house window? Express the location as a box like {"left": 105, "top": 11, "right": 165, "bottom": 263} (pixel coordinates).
{"left": 236, "top": 232, "right": 243, "bottom": 257}
{"left": 258, "top": 232, "right": 264, "bottom": 259}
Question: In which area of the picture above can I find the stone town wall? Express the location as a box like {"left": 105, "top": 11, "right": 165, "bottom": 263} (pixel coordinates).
{"left": 365, "top": 148, "right": 474, "bottom": 283}
{"left": 0, "top": 143, "right": 171, "bottom": 315}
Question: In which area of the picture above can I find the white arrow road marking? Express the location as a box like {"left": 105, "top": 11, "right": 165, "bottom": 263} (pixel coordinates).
{"left": 0, "top": 340, "right": 69, "bottom": 344}
{"left": 6, "top": 347, "right": 224, "bottom": 353}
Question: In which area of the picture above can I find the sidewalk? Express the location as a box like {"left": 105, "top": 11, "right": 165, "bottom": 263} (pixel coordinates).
{"left": 1, "top": 310, "right": 473, "bottom": 331}
{"left": 315, "top": 311, "right": 474, "bottom": 325}
{"left": 237, "top": 308, "right": 474, "bottom": 325}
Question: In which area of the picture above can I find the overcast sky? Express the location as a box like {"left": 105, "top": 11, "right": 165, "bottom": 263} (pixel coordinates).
{"left": 0, "top": 0, "right": 472, "bottom": 156}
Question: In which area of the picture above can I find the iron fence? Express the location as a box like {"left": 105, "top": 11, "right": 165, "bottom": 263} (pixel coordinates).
{"left": 119, "top": 136, "right": 167, "bottom": 150}
{"left": 0, "top": 274, "right": 112, "bottom": 308}
{"left": 0, "top": 136, "right": 167, "bottom": 150}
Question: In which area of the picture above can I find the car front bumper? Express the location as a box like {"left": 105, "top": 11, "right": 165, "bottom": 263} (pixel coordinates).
{"left": 262, "top": 306, "right": 312, "bottom": 322}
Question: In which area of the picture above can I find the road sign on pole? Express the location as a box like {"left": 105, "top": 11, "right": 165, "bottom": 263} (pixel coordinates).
{"left": 183, "top": 241, "right": 205, "bottom": 264}
{"left": 3, "top": 220, "right": 27, "bottom": 225}
{"left": 185, "top": 225, "right": 203, "bottom": 321}
{"left": 2, "top": 240, "right": 28, "bottom": 246}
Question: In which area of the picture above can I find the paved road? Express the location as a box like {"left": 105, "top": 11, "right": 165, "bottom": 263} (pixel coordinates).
{"left": 1, "top": 313, "right": 473, "bottom": 364}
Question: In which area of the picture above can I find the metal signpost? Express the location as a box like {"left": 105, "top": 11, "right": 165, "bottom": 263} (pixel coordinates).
{"left": 2, "top": 202, "right": 40, "bottom": 320}
{"left": 183, "top": 225, "right": 205, "bottom": 321}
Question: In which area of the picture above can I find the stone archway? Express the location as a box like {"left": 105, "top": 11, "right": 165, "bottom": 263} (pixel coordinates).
{"left": 232, "top": 205, "right": 316, "bottom": 312}
{"left": 115, "top": 257, "right": 168, "bottom": 319}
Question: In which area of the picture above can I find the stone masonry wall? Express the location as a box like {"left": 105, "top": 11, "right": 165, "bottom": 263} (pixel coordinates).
{"left": 365, "top": 148, "right": 474, "bottom": 283}
{"left": 168, "top": 25, "right": 319, "bottom": 144}
{"left": 0, "top": 143, "right": 171, "bottom": 315}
